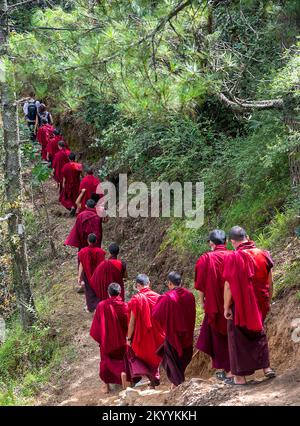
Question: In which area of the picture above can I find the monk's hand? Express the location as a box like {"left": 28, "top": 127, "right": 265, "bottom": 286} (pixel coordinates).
{"left": 224, "top": 308, "right": 233, "bottom": 320}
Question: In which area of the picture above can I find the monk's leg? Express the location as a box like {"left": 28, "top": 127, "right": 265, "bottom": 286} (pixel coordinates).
{"left": 101, "top": 383, "right": 110, "bottom": 394}
{"left": 121, "top": 372, "right": 131, "bottom": 389}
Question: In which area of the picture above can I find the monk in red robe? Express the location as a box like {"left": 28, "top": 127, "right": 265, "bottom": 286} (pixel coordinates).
{"left": 64, "top": 199, "right": 103, "bottom": 250}
{"left": 90, "top": 282, "right": 128, "bottom": 393}
{"left": 223, "top": 226, "right": 275, "bottom": 385}
{"left": 76, "top": 167, "right": 100, "bottom": 214}
{"left": 78, "top": 233, "right": 106, "bottom": 312}
{"left": 195, "top": 229, "right": 231, "bottom": 380}
{"left": 59, "top": 152, "right": 82, "bottom": 215}
{"left": 90, "top": 242, "right": 127, "bottom": 302}
{"left": 36, "top": 118, "right": 54, "bottom": 161}
{"left": 52, "top": 141, "right": 70, "bottom": 190}
{"left": 153, "top": 272, "right": 196, "bottom": 387}
{"left": 46, "top": 129, "right": 69, "bottom": 164}
{"left": 122, "top": 274, "right": 165, "bottom": 389}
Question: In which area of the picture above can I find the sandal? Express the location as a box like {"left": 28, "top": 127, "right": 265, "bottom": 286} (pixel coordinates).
{"left": 224, "top": 377, "right": 247, "bottom": 386}
{"left": 264, "top": 369, "right": 276, "bottom": 379}
{"left": 215, "top": 371, "right": 226, "bottom": 381}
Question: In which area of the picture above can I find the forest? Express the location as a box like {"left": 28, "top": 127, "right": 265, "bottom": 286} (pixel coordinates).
{"left": 0, "top": 0, "right": 299, "bottom": 407}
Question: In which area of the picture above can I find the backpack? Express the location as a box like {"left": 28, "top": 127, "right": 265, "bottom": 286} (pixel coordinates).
{"left": 27, "top": 101, "right": 37, "bottom": 121}
{"left": 38, "top": 111, "right": 50, "bottom": 125}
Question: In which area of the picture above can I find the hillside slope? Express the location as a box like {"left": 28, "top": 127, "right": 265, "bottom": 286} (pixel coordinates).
{"left": 30, "top": 179, "right": 300, "bottom": 407}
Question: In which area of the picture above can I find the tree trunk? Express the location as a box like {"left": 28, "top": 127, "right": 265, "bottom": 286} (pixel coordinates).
{"left": 0, "top": 0, "right": 36, "bottom": 329}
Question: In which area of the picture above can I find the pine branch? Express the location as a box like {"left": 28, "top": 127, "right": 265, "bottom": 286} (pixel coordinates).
{"left": 218, "top": 92, "right": 284, "bottom": 112}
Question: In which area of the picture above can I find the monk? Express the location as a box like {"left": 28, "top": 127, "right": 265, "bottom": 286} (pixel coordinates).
{"left": 76, "top": 167, "right": 100, "bottom": 214}
{"left": 195, "top": 229, "right": 231, "bottom": 380}
{"left": 78, "top": 233, "right": 106, "bottom": 312}
{"left": 46, "top": 129, "right": 69, "bottom": 164}
{"left": 59, "top": 152, "right": 82, "bottom": 216}
{"left": 122, "top": 274, "right": 165, "bottom": 389}
{"left": 153, "top": 271, "right": 196, "bottom": 388}
{"left": 90, "top": 243, "right": 127, "bottom": 302}
{"left": 52, "top": 141, "right": 70, "bottom": 191}
{"left": 90, "top": 282, "right": 128, "bottom": 394}
{"left": 64, "top": 199, "right": 103, "bottom": 250}
{"left": 36, "top": 118, "right": 54, "bottom": 161}
{"left": 223, "top": 226, "right": 275, "bottom": 385}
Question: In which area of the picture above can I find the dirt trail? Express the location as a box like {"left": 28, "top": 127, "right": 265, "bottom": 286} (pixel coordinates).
{"left": 34, "top": 179, "right": 300, "bottom": 406}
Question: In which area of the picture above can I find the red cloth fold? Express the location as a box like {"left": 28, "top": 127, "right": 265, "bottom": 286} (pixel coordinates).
{"left": 59, "top": 161, "right": 82, "bottom": 210}
{"left": 36, "top": 124, "right": 54, "bottom": 160}
{"left": 52, "top": 149, "right": 70, "bottom": 184}
{"left": 90, "top": 259, "right": 125, "bottom": 301}
{"left": 78, "top": 245, "right": 106, "bottom": 283}
{"left": 223, "top": 241, "right": 273, "bottom": 331}
{"left": 90, "top": 296, "right": 128, "bottom": 356}
{"left": 64, "top": 207, "right": 102, "bottom": 250}
{"left": 128, "top": 287, "right": 165, "bottom": 368}
{"left": 78, "top": 174, "right": 100, "bottom": 213}
{"left": 46, "top": 135, "right": 69, "bottom": 162}
{"left": 194, "top": 245, "right": 228, "bottom": 335}
{"left": 153, "top": 287, "right": 196, "bottom": 357}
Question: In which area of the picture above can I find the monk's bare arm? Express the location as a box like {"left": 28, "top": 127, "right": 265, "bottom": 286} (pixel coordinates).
{"left": 224, "top": 281, "right": 233, "bottom": 320}
{"left": 268, "top": 270, "right": 273, "bottom": 300}
{"left": 127, "top": 311, "right": 135, "bottom": 343}
{"left": 62, "top": 177, "right": 66, "bottom": 189}
{"left": 76, "top": 189, "right": 85, "bottom": 209}
{"left": 78, "top": 262, "right": 83, "bottom": 285}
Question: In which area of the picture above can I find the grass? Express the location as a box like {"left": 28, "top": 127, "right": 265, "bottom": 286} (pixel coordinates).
{"left": 0, "top": 318, "right": 61, "bottom": 405}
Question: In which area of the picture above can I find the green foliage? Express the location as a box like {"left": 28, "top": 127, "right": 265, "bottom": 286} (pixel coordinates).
{"left": 0, "top": 317, "right": 62, "bottom": 405}
{"left": 31, "top": 163, "right": 52, "bottom": 186}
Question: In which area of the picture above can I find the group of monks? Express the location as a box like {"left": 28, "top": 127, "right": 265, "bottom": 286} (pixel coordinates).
{"left": 36, "top": 118, "right": 276, "bottom": 394}
{"left": 68, "top": 225, "right": 276, "bottom": 393}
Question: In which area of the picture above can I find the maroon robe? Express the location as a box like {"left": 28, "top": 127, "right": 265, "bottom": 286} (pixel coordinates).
{"left": 223, "top": 241, "right": 273, "bottom": 376}
{"left": 37, "top": 123, "right": 54, "bottom": 160}
{"left": 194, "top": 245, "right": 230, "bottom": 372}
{"left": 78, "top": 245, "right": 106, "bottom": 312}
{"left": 78, "top": 174, "right": 100, "bottom": 213}
{"left": 64, "top": 207, "right": 103, "bottom": 250}
{"left": 52, "top": 149, "right": 70, "bottom": 185}
{"left": 46, "top": 135, "right": 69, "bottom": 163}
{"left": 125, "top": 288, "right": 165, "bottom": 386}
{"left": 90, "top": 296, "right": 128, "bottom": 385}
{"left": 59, "top": 161, "right": 82, "bottom": 210}
{"left": 153, "top": 287, "right": 196, "bottom": 386}
{"left": 90, "top": 258, "right": 125, "bottom": 302}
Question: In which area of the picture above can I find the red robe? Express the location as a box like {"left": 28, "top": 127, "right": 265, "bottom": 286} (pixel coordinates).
{"left": 128, "top": 287, "right": 165, "bottom": 369}
{"left": 90, "top": 296, "right": 128, "bottom": 384}
{"left": 36, "top": 124, "right": 54, "bottom": 160}
{"left": 153, "top": 287, "right": 196, "bottom": 357}
{"left": 78, "top": 245, "right": 106, "bottom": 283}
{"left": 46, "top": 135, "right": 69, "bottom": 162}
{"left": 194, "top": 245, "right": 229, "bottom": 335}
{"left": 59, "top": 161, "right": 82, "bottom": 210}
{"left": 222, "top": 241, "right": 274, "bottom": 332}
{"left": 90, "top": 258, "right": 125, "bottom": 302}
{"left": 64, "top": 207, "right": 102, "bottom": 250}
{"left": 52, "top": 149, "right": 70, "bottom": 184}
{"left": 78, "top": 174, "right": 100, "bottom": 213}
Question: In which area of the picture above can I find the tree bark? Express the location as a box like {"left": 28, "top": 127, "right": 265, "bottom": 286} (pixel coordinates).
{"left": 218, "top": 92, "right": 284, "bottom": 112}
{"left": 0, "top": 0, "right": 36, "bottom": 329}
